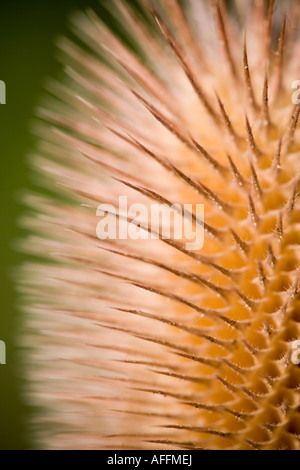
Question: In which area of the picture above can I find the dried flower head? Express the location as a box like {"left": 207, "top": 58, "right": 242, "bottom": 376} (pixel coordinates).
{"left": 19, "top": 0, "right": 300, "bottom": 450}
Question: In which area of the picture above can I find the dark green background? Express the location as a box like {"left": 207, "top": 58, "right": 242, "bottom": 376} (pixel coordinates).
{"left": 0, "top": 0, "right": 102, "bottom": 450}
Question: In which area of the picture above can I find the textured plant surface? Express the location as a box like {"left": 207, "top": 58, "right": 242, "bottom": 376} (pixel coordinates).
{"left": 19, "top": 0, "right": 300, "bottom": 450}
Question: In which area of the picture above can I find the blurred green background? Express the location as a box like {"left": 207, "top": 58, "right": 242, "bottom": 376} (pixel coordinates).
{"left": 0, "top": 0, "right": 102, "bottom": 450}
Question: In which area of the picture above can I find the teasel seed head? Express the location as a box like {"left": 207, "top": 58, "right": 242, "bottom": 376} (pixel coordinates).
{"left": 18, "top": 0, "right": 300, "bottom": 450}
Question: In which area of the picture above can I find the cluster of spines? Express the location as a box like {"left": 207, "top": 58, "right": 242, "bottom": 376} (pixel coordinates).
{"left": 19, "top": 0, "right": 300, "bottom": 449}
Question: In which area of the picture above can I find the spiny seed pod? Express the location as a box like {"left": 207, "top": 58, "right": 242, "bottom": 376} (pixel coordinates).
{"left": 19, "top": 0, "right": 300, "bottom": 450}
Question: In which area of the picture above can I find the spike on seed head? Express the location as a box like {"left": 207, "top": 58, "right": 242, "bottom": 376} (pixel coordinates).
{"left": 20, "top": 0, "right": 300, "bottom": 450}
